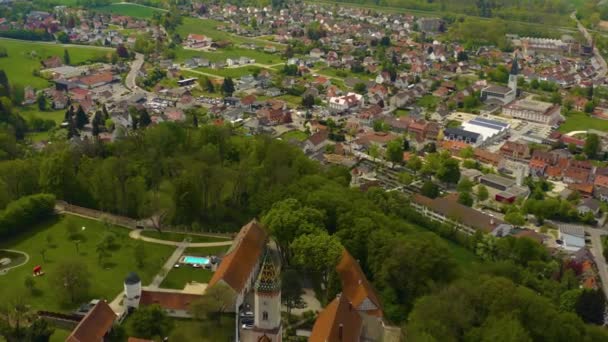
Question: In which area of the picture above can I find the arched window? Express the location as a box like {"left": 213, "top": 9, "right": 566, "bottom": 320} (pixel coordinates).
{"left": 262, "top": 311, "right": 268, "bottom": 320}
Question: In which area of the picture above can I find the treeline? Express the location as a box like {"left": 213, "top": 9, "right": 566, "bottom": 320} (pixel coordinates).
{"left": 329, "top": 0, "right": 573, "bottom": 25}
{"left": 0, "top": 29, "right": 54, "bottom": 42}
{"left": 0, "top": 193, "right": 55, "bottom": 239}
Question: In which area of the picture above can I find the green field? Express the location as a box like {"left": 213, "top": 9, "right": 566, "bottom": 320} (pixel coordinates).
{"left": 19, "top": 106, "right": 65, "bottom": 124}
{"left": 559, "top": 111, "right": 608, "bottom": 133}
{"left": 176, "top": 17, "right": 282, "bottom": 48}
{"left": 0, "top": 39, "right": 112, "bottom": 89}
{"left": 160, "top": 246, "right": 229, "bottom": 289}
{"left": 140, "top": 230, "right": 230, "bottom": 243}
{"left": 96, "top": 3, "right": 164, "bottom": 18}
{"left": 0, "top": 214, "right": 175, "bottom": 312}
{"left": 176, "top": 46, "right": 282, "bottom": 66}
{"left": 281, "top": 130, "right": 309, "bottom": 142}
{"left": 194, "top": 66, "right": 266, "bottom": 78}
{"left": 49, "top": 328, "right": 71, "bottom": 342}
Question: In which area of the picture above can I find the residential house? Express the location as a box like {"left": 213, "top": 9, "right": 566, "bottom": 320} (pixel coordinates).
{"left": 577, "top": 198, "right": 601, "bottom": 216}
{"left": 66, "top": 301, "right": 116, "bottom": 342}
{"left": 500, "top": 141, "right": 531, "bottom": 161}
{"left": 558, "top": 225, "right": 586, "bottom": 252}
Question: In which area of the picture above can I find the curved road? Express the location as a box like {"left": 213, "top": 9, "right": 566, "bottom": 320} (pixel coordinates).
{"left": 572, "top": 11, "right": 608, "bottom": 80}
{"left": 125, "top": 52, "right": 149, "bottom": 94}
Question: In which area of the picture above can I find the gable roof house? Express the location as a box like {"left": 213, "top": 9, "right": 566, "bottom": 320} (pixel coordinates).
{"left": 66, "top": 301, "right": 117, "bottom": 342}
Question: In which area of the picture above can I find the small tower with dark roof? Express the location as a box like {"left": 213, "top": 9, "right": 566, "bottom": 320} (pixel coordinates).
{"left": 508, "top": 56, "right": 519, "bottom": 96}
{"left": 251, "top": 253, "right": 282, "bottom": 341}
{"left": 124, "top": 272, "right": 142, "bottom": 311}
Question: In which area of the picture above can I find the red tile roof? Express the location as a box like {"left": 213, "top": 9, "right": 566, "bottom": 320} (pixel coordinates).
{"left": 208, "top": 219, "right": 267, "bottom": 293}
{"left": 309, "top": 294, "right": 362, "bottom": 342}
{"left": 336, "top": 250, "right": 382, "bottom": 316}
{"left": 66, "top": 301, "right": 116, "bottom": 342}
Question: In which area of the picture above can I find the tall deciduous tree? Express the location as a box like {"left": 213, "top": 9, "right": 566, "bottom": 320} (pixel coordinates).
{"left": 584, "top": 133, "right": 599, "bottom": 159}
{"left": 222, "top": 77, "right": 235, "bottom": 96}
{"left": 51, "top": 261, "right": 91, "bottom": 304}
{"left": 129, "top": 304, "right": 173, "bottom": 339}
{"left": 190, "top": 283, "right": 234, "bottom": 322}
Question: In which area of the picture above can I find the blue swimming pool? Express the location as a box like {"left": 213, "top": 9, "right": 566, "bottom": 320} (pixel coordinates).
{"left": 183, "top": 256, "right": 210, "bottom": 265}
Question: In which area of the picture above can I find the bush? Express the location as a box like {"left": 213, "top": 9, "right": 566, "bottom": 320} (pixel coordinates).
{"left": 0, "top": 194, "right": 56, "bottom": 238}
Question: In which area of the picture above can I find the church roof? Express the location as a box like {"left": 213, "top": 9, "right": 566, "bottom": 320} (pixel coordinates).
{"left": 255, "top": 253, "right": 280, "bottom": 294}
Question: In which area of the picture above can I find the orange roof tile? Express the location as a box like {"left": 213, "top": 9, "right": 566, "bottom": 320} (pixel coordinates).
{"left": 595, "top": 174, "right": 608, "bottom": 188}
{"left": 208, "top": 219, "right": 267, "bottom": 293}
{"left": 336, "top": 250, "right": 382, "bottom": 316}
{"left": 309, "top": 295, "right": 362, "bottom": 342}
{"left": 66, "top": 301, "right": 116, "bottom": 342}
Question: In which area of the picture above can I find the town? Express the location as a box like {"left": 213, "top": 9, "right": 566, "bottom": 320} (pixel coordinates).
{"left": 2, "top": 0, "right": 608, "bottom": 341}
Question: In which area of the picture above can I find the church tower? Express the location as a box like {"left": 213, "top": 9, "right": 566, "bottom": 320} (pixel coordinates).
{"left": 252, "top": 253, "right": 282, "bottom": 342}
{"left": 508, "top": 56, "right": 519, "bottom": 96}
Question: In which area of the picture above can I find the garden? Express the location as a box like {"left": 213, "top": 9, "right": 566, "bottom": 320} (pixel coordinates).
{"left": 159, "top": 246, "right": 230, "bottom": 290}
{"left": 0, "top": 214, "right": 175, "bottom": 312}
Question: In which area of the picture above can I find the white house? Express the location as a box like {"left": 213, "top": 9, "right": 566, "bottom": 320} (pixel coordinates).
{"left": 558, "top": 225, "right": 586, "bottom": 252}
{"left": 327, "top": 92, "right": 363, "bottom": 112}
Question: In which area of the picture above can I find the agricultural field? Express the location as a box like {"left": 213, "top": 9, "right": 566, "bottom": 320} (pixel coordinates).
{"left": 280, "top": 130, "right": 309, "bottom": 142}
{"left": 0, "top": 39, "right": 112, "bottom": 89}
{"left": 559, "top": 111, "right": 608, "bottom": 133}
{"left": 19, "top": 106, "right": 65, "bottom": 125}
{"left": 194, "top": 66, "right": 267, "bottom": 79}
{"left": 95, "top": 3, "right": 165, "bottom": 18}
{"left": 0, "top": 214, "right": 175, "bottom": 312}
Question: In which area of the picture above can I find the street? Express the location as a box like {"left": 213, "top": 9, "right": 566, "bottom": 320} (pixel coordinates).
{"left": 572, "top": 11, "right": 608, "bottom": 80}
{"left": 585, "top": 227, "right": 608, "bottom": 301}
{"left": 125, "top": 52, "right": 148, "bottom": 94}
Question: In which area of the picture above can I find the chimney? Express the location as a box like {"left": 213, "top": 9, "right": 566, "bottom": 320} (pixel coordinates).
{"left": 338, "top": 324, "right": 343, "bottom": 341}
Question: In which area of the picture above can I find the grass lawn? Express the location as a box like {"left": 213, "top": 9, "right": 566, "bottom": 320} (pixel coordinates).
{"left": 19, "top": 106, "right": 65, "bottom": 125}
{"left": 176, "top": 17, "right": 282, "bottom": 48}
{"left": 395, "top": 109, "right": 409, "bottom": 117}
{"left": 559, "top": 111, "right": 608, "bottom": 133}
{"left": 0, "top": 214, "right": 175, "bottom": 312}
{"left": 194, "top": 66, "right": 265, "bottom": 78}
{"left": 125, "top": 316, "right": 235, "bottom": 341}
{"left": 95, "top": 3, "right": 164, "bottom": 18}
{"left": 0, "top": 39, "right": 112, "bottom": 89}
{"left": 280, "top": 130, "right": 309, "bottom": 142}
{"left": 416, "top": 94, "right": 439, "bottom": 110}
{"left": 176, "top": 46, "right": 282, "bottom": 65}
{"left": 139, "top": 230, "right": 230, "bottom": 243}
{"left": 49, "top": 328, "right": 71, "bottom": 342}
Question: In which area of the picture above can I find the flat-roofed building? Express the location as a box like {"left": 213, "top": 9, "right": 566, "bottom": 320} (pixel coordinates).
{"left": 503, "top": 99, "right": 561, "bottom": 125}
{"left": 481, "top": 84, "right": 516, "bottom": 104}
{"left": 479, "top": 173, "right": 516, "bottom": 191}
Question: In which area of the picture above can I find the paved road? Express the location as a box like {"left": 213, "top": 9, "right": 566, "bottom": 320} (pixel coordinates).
{"left": 125, "top": 53, "right": 148, "bottom": 93}
{"left": 129, "top": 229, "right": 233, "bottom": 247}
{"left": 148, "top": 242, "right": 187, "bottom": 289}
{"left": 572, "top": 11, "right": 608, "bottom": 80}
{"left": 586, "top": 227, "right": 608, "bottom": 300}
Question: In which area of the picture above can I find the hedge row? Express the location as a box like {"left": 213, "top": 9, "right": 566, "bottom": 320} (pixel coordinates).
{"left": 0, "top": 193, "right": 56, "bottom": 238}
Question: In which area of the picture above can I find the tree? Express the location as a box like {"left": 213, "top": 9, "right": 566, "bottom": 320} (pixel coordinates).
{"left": 459, "top": 146, "right": 474, "bottom": 159}
{"left": 24, "top": 276, "right": 35, "bottom": 294}
{"left": 457, "top": 178, "right": 473, "bottom": 192}
{"left": 262, "top": 198, "right": 325, "bottom": 262}
{"left": 191, "top": 283, "right": 234, "bottom": 322}
{"left": 36, "top": 93, "right": 46, "bottom": 111}
{"left": 386, "top": 139, "right": 404, "bottom": 164}
{"left": 134, "top": 242, "right": 146, "bottom": 268}
{"left": 63, "top": 49, "right": 70, "bottom": 65}
{"left": 129, "top": 304, "right": 173, "bottom": 339}
{"left": 75, "top": 105, "right": 88, "bottom": 129}
{"left": 407, "top": 155, "right": 422, "bottom": 173}
{"left": 436, "top": 158, "right": 460, "bottom": 185}
{"left": 281, "top": 269, "right": 303, "bottom": 315}
{"left": 0, "top": 70, "right": 10, "bottom": 98}
{"left": 192, "top": 113, "right": 199, "bottom": 128}
{"left": 302, "top": 94, "right": 315, "bottom": 109}
{"left": 354, "top": 82, "right": 367, "bottom": 93}
{"left": 458, "top": 191, "right": 474, "bottom": 206}
{"left": 575, "top": 289, "right": 605, "bottom": 325}
{"left": 291, "top": 232, "right": 342, "bottom": 295}
{"left": 139, "top": 109, "right": 151, "bottom": 127}
{"left": 51, "top": 261, "right": 91, "bottom": 304}
{"left": 222, "top": 77, "right": 235, "bottom": 96}
{"left": 584, "top": 133, "right": 600, "bottom": 159}
{"left": 96, "top": 240, "right": 110, "bottom": 266}
{"left": 421, "top": 181, "right": 439, "bottom": 198}
{"left": 476, "top": 184, "right": 489, "bottom": 201}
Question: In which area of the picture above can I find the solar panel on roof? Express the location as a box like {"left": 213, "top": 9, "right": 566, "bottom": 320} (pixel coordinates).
{"left": 473, "top": 117, "right": 509, "bottom": 128}
{"left": 467, "top": 120, "right": 504, "bottom": 131}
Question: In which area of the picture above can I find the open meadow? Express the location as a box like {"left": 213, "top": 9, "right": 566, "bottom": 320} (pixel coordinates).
{"left": 96, "top": 3, "right": 165, "bottom": 18}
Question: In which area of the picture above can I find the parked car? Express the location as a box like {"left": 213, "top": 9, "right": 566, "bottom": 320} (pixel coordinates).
{"left": 240, "top": 311, "right": 254, "bottom": 318}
